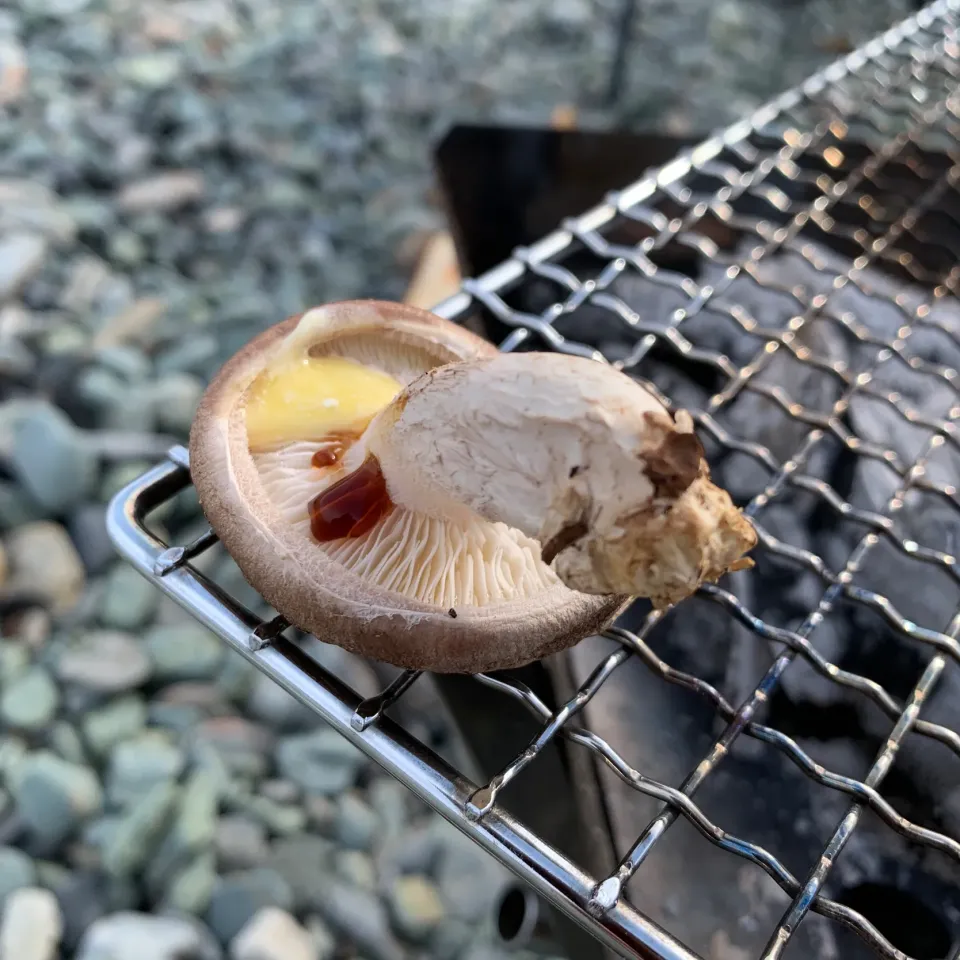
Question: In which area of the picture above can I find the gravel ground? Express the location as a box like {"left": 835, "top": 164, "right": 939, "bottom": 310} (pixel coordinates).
{"left": 0, "top": 1, "right": 921, "bottom": 958}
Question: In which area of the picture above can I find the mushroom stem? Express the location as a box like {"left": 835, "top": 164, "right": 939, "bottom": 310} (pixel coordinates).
{"left": 362, "top": 353, "right": 756, "bottom": 608}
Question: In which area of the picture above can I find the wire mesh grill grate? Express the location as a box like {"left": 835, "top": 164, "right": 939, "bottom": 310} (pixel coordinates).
{"left": 108, "top": 4, "right": 960, "bottom": 958}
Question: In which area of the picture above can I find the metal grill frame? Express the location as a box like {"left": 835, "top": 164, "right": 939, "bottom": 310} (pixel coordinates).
{"left": 106, "top": 4, "right": 960, "bottom": 958}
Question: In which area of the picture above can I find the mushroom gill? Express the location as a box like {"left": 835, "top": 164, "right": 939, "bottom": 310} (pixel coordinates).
{"left": 363, "top": 351, "right": 757, "bottom": 609}
{"left": 190, "top": 300, "right": 754, "bottom": 673}
{"left": 245, "top": 312, "right": 559, "bottom": 610}
{"left": 252, "top": 445, "right": 560, "bottom": 610}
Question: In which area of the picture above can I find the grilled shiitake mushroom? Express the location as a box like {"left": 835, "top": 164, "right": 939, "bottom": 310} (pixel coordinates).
{"left": 190, "top": 300, "right": 755, "bottom": 672}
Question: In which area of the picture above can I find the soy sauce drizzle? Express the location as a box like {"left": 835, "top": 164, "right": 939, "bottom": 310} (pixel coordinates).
{"left": 308, "top": 454, "right": 394, "bottom": 542}
{"left": 310, "top": 431, "right": 359, "bottom": 469}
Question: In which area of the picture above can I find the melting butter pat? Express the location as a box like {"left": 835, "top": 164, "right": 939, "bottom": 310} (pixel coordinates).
{"left": 245, "top": 355, "right": 402, "bottom": 450}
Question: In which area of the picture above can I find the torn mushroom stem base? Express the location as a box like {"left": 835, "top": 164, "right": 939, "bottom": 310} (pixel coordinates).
{"left": 359, "top": 353, "right": 757, "bottom": 608}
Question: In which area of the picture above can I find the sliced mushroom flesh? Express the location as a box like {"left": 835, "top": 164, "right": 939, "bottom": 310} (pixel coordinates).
{"left": 245, "top": 323, "right": 560, "bottom": 611}
{"left": 191, "top": 301, "right": 755, "bottom": 673}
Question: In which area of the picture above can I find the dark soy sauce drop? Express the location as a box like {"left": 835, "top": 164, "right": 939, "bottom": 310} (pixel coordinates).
{"left": 309, "top": 454, "right": 394, "bottom": 542}
{"left": 310, "top": 431, "right": 359, "bottom": 469}
{"left": 311, "top": 444, "right": 345, "bottom": 467}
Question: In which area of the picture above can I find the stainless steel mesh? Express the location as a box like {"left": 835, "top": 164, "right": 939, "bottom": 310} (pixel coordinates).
{"left": 107, "top": 4, "right": 960, "bottom": 958}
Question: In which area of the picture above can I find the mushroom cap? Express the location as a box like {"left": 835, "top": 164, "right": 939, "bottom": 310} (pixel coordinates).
{"left": 189, "top": 300, "right": 628, "bottom": 673}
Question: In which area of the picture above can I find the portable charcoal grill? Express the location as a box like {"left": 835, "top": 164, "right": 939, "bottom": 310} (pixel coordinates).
{"left": 107, "top": 3, "right": 960, "bottom": 958}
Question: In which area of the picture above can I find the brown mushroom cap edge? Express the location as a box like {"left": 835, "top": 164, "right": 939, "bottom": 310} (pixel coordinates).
{"left": 189, "top": 300, "right": 629, "bottom": 673}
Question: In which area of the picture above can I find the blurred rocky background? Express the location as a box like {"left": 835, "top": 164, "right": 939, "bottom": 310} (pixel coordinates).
{"left": 0, "top": 1, "right": 923, "bottom": 959}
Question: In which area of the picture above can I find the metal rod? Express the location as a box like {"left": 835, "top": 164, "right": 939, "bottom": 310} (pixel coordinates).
{"left": 105, "top": 451, "right": 701, "bottom": 960}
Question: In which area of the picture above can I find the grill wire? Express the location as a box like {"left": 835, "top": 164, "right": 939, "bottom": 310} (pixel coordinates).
{"left": 108, "top": 4, "right": 960, "bottom": 959}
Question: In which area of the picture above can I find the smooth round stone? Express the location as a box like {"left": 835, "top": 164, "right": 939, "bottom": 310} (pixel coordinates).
{"left": 102, "top": 780, "right": 179, "bottom": 877}
{"left": 102, "top": 386, "right": 155, "bottom": 433}
{"left": 435, "top": 821, "right": 511, "bottom": 924}
{"left": 205, "top": 868, "right": 293, "bottom": 945}
{"left": 0, "top": 399, "right": 45, "bottom": 458}
{"left": 11, "top": 608, "right": 50, "bottom": 652}
{"left": 117, "top": 53, "right": 183, "bottom": 90}
{"left": 311, "top": 880, "right": 403, "bottom": 960}
{"left": 215, "top": 653, "right": 256, "bottom": 704}
{"left": 0, "top": 482, "right": 45, "bottom": 531}
{"left": 260, "top": 179, "right": 310, "bottom": 210}
{"left": 166, "top": 769, "right": 219, "bottom": 863}
{"left": 163, "top": 851, "right": 216, "bottom": 915}
{"left": 56, "top": 631, "right": 151, "bottom": 694}
{"left": 12, "top": 752, "right": 103, "bottom": 853}
{"left": 190, "top": 742, "right": 230, "bottom": 788}
{"left": 387, "top": 875, "right": 445, "bottom": 943}
{"left": 99, "top": 461, "right": 152, "bottom": 503}
{"left": 18, "top": 0, "right": 92, "bottom": 16}
{"left": 5, "top": 522, "right": 85, "bottom": 613}
{"left": 103, "top": 875, "right": 139, "bottom": 914}
{"left": 75, "top": 912, "right": 222, "bottom": 960}
{"left": 223, "top": 789, "right": 305, "bottom": 839}
{"left": 214, "top": 816, "right": 268, "bottom": 872}
{"left": 0, "top": 886, "right": 62, "bottom": 960}
{"left": 0, "top": 232, "right": 48, "bottom": 301}
{"left": 10, "top": 404, "right": 98, "bottom": 512}
{"left": 149, "top": 373, "right": 203, "bottom": 435}
{"left": 0, "top": 738, "right": 27, "bottom": 786}
{"left": 154, "top": 336, "right": 218, "bottom": 377}
{"left": 427, "top": 920, "right": 475, "bottom": 960}
{"left": 42, "top": 324, "right": 88, "bottom": 356}
{"left": 106, "top": 734, "right": 185, "bottom": 809}
{"left": 303, "top": 795, "right": 336, "bottom": 836}
{"left": 98, "top": 564, "right": 159, "bottom": 630}
{"left": 244, "top": 672, "right": 315, "bottom": 732}
{"left": 193, "top": 716, "right": 271, "bottom": 780}
{"left": 141, "top": 769, "right": 218, "bottom": 898}
{"left": 0, "top": 180, "right": 74, "bottom": 242}
{"left": 107, "top": 230, "right": 146, "bottom": 266}
{"left": 275, "top": 729, "right": 366, "bottom": 797}
{"left": 63, "top": 196, "right": 111, "bottom": 231}
{"left": 81, "top": 696, "right": 147, "bottom": 759}
{"left": 333, "top": 850, "right": 376, "bottom": 891}
{"left": 144, "top": 624, "right": 223, "bottom": 682}
{"left": 148, "top": 702, "right": 204, "bottom": 734}
{"left": 368, "top": 778, "right": 410, "bottom": 841}
{"left": 333, "top": 793, "right": 380, "bottom": 852}
{"left": 51, "top": 869, "right": 106, "bottom": 951}
{"left": 265, "top": 836, "right": 334, "bottom": 913}
{"left": 80, "top": 815, "right": 121, "bottom": 854}
{"left": 117, "top": 171, "right": 204, "bottom": 213}
{"left": 32, "top": 859, "right": 69, "bottom": 892}
{"left": 0, "top": 847, "right": 36, "bottom": 903}
{"left": 49, "top": 722, "right": 86, "bottom": 766}
{"left": 231, "top": 908, "right": 315, "bottom": 960}
{"left": 0, "top": 642, "right": 29, "bottom": 685}
{"left": 74, "top": 367, "right": 128, "bottom": 427}
{"left": 0, "top": 338, "right": 35, "bottom": 380}
{"left": 0, "top": 667, "right": 59, "bottom": 732}
{"left": 93, "top": 345, "right": 151, "bottom": 382}
{"left": 306, "top": 915, "right": 336, "bottom": 960}
{"left": 67, "top": 504, "right": 115, "bottom": 576}
{"left": 258, "top": 780, "right": 299, "bottom": 806}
